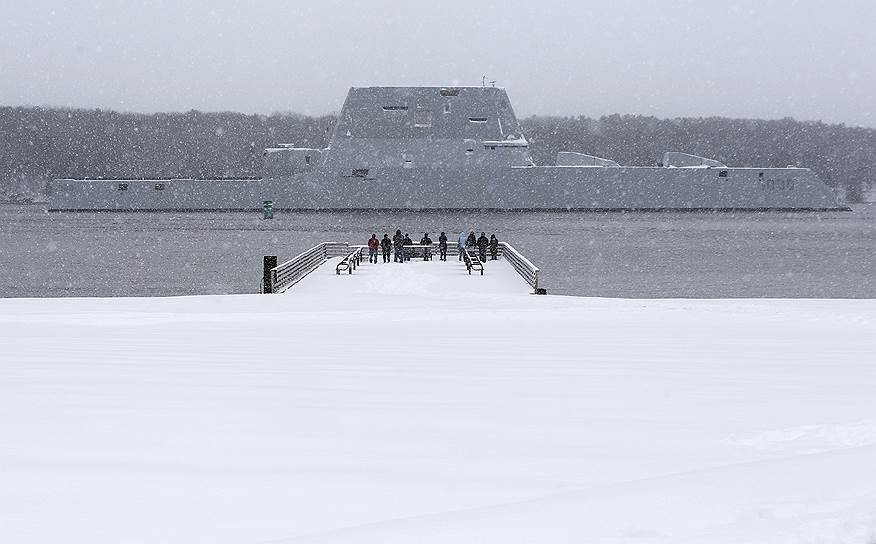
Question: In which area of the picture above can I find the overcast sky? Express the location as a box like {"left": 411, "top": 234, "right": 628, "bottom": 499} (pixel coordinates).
{"left": 1, "top": 0, "right": 874, "bottom": 126}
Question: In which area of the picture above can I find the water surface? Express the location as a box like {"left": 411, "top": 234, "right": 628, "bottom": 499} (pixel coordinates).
{"left": 1, "top": 204, "right": 873, "bottom": 298}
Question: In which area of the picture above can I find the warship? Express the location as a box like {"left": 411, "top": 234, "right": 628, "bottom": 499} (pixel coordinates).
{"left": 48, "top": 86, "right": 846, "bottom": 211}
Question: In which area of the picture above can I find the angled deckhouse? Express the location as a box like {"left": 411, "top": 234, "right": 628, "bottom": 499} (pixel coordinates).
{"left": 49, "top": 86, "right": 845, "bottom": 211}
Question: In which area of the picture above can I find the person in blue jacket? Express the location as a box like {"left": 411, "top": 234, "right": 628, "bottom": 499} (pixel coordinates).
{"left": 457, "top": 231, "right": 466, "bottom": 261}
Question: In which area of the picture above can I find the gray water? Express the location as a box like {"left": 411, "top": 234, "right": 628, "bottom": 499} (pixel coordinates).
{"left": 1, "top": 203, "right": 874, "bottom": 298}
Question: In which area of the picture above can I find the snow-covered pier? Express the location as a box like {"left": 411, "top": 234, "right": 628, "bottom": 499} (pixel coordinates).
{"left": 291, "top": 254, "right": 531, "bottom": 297}
{"left": 263, "top": 241, "right": 544, "bottom": 295}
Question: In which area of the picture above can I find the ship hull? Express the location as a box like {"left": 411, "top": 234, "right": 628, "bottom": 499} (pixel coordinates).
{"left": 48, "top": 166, "right": 846, "bottom": 211}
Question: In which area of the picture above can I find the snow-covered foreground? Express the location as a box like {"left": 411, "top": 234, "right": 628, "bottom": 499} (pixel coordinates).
{"left": 1, "top": 259, "right": 875, "bottom": 543}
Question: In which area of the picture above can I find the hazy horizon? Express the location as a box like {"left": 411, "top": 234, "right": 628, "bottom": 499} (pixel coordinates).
{"left": 2, "top": 0, "right": 874, "bottom": 127}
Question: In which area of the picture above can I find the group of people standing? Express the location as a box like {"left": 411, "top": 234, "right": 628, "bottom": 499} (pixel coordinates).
{"left": 459, "top": 231, "right": 500, "bottom": 262}
{"left": 365, "top": 229, "right": 499, "bottom": 263}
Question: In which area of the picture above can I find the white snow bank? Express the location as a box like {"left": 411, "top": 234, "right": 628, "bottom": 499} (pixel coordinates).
{"left": 1, "top": 273, "right": 875, "bottom": 543}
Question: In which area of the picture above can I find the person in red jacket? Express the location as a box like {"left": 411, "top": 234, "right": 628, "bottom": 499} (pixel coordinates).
{"left": 367, "top": 234, "right": 380, "bottom": 263}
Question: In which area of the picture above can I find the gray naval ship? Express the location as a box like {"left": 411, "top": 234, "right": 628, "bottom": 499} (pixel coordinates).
{"left": 49, "top": 86, "right": 846, "bottom": 211}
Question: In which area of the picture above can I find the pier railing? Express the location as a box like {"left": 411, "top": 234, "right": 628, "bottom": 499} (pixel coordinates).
{"left": 267, "top": 242, "right": 352, "bottom": 293}
{"left": 497, "top": 242, "right": 542, "bottom": 293}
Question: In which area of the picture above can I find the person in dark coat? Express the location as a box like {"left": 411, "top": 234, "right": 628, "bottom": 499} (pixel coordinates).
{"left": 403, "top": 233, "right": 413, "bottom": 261}
{"left": 438, "top": 232, "right": 448, "bottom": 261}
{"left": 380, "top": 233, "right": 392, "bottom": 263}
{"left": 489, "top": 234, "right": 499, "bottom": 260}
{"left": 420, "top": 233, "right": 433, "bottom": 261}
{"left": 476, "top": 232, "right": 489, "bottom": 262}
{"left": 392, "top": 229, "right": 404, "bottom": 263}
{"left": 466, "top": 231, "right": 477, "bottom": 249}
{"left": 367, "top": 233, "right": 380, "bottom": 263}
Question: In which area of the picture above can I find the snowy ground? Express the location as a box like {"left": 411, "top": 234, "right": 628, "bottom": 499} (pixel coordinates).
{"left": 1, "top": 257, "right": 875, "bottom": 543}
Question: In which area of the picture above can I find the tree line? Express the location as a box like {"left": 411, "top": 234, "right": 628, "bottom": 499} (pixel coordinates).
{"left": 0, "top": 105, "right": 872, "bottom": 202}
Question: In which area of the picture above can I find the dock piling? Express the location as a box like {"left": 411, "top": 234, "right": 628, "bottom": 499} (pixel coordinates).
{"left": 263, "top": 255, "right": 278, "bottom": 293}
